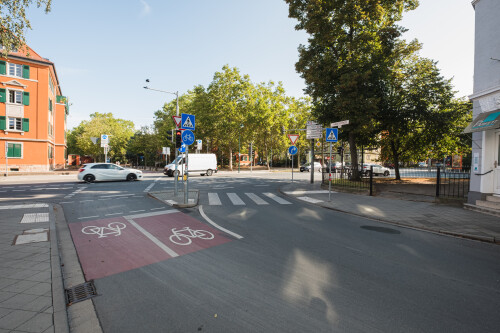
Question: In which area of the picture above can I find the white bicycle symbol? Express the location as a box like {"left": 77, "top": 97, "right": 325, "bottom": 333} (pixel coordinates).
{"left": 183, "top": 133, "right": 194, "bottom": 142}
{"left": 81, "top": 222, "right": 126, "bottom": 238}
{"left": 169, "top": 226, "right": 214, "bottom": 245}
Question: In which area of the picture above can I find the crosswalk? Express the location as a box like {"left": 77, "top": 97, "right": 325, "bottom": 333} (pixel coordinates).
{"left": 204, "top": 192, "right": 292, "bottom": 206}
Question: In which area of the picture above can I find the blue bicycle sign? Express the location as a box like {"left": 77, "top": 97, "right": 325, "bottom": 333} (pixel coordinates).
{"left": 288, "top": 146, "right": 298, "bottom": 155}
{"left": 182, "top": 130, "right": 195, "bottom": 146}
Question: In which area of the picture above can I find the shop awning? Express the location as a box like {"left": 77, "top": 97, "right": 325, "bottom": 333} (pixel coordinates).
{"left": 463, "top": 110, "right": 500, "bottom": 133}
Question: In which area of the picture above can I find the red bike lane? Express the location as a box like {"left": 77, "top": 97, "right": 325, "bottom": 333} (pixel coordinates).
{"left": 68, "top": 209, "right": 232, "bottom": 280}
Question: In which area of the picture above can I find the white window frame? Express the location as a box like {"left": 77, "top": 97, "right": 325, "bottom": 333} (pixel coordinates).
{"left": 8, "top": 63, "right": 22, "bottom": 77}
{"left": 8, "top": 89, "right": 22, "bottom": 104}
{"left": 8, "top": 117, "right": 23, "bottom": 131}
{"left": 6, "top": 142, "right": 23, "bottom": 159}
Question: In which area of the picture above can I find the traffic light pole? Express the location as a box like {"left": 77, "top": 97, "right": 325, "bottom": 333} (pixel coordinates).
{"left": 310, "top": 139, "right": 314, "bottom": 184}
{"left": 174, "top": 92, "right": 179, "bottom": 196}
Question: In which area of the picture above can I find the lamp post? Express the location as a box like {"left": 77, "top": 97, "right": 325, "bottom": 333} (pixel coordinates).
{"left": 143, "top": 83, "right": 180, "bottom": 195}
{"left": 238, "top": 123, "right": 244, "bottom": 173}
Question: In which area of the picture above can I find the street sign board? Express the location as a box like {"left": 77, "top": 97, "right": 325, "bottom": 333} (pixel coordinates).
{"left": 181, "top": 113, "right": 195, "bottom": 130}
{"left": 325, "top": 128, "right": 338, "bottom": 142}
{"left": 330, "top": 120, "right": 349, "bottom": 128}
{"left": 172, "top": 116, "right": 182, "bottom": 128}
{"left": 288, "top": 146, "right": 298, "bottom": 155}
{"left": 182, "top": 129, "right": 195, "bottom": 145}
{"left": 306, "top": 121, "right": 322, "bottom": 139}
{"left": 196, "top": 139, "right": 202, "bottom": 150}
{"left": 288, "top": 134, "right": 299, "bottom": 145}
{"left": 100, "top": 134, "right": 109, "bottom": 147}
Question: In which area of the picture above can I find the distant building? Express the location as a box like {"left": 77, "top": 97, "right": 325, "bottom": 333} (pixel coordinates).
{"left": 466, "top": 0, "right": 500, "bottom": 202}
{"left": 0, "top": 45, "right": 69, "bottom": 172}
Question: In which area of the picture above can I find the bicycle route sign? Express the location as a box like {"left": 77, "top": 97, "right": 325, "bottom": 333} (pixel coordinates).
{"left": 182, "top": 130, "right": 195, "bottom": 146}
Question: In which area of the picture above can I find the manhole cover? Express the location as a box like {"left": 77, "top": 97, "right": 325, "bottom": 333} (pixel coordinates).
{"left": 66, "top": 281, "right": 97, "bottom": 306}
{"left": 361, "top": 226, "right": 401, "bottom": 234}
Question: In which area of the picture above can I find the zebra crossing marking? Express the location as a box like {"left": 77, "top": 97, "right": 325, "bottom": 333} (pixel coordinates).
{"left": 227, "top": 193, "right": 245, "bottom": 205}
{"left": 245, "top": 193, "right": 269, "bottom": 205}
{"left": 263, "top": 193, "right": 292, "bottom": 205}
{"left": 208, "top": 193, "right": 222, "bottom": 205}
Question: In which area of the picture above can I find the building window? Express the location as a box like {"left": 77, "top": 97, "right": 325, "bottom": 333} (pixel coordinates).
{"left": 7, "top": 143, "right": 22, "bottom": 158}
{"left": 8, "top": 117, "right": 22, "bottom": 130}
{"left": 8, "top": 63, "right": 22, "bottom": 77}
{"left": 8, "top": 90, "right": 22, "bottom": 104}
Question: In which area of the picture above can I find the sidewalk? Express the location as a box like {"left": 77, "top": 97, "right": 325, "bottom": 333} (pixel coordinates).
{"left": 280, "top": 181, "right": 500, "bottom": 244}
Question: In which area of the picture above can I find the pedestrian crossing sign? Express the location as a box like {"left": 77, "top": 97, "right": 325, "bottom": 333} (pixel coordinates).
{"left": 181, "top": 113, "right": 195, "bottom": 130}
{"left": 325, "top": 128, "right": 338, "bottom": 142}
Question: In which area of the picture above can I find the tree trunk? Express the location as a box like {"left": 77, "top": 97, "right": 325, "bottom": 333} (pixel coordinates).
{"left": 229, "top": 147, "right": 233, "bottom": 171}
{"left": 390, "top": 139, "right": 401, "bottom": 180}
{"left": 348, "top": 132, "right": 359, "bottom": 180}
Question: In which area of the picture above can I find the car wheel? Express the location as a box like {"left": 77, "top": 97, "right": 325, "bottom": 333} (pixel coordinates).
{"left": 126, "top": 173, "right": 137, "bottom": 181}
{"left": 384, "top": 170, "right": 390, "bottom": 176}
{"left": 83, "top": 174, "right": 95, "bottom": 183}
{"left": 206, "top": 169, "right": 213, "bottom": 176}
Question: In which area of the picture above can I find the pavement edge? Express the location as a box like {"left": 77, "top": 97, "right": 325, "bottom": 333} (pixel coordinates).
{"left": 53, "top": 204, "right": 103, "bottom": 333}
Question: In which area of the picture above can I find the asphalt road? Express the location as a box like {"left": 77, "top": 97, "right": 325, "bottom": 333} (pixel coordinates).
{"left": 2, "top": 171, "right": 499, "bottom": 332}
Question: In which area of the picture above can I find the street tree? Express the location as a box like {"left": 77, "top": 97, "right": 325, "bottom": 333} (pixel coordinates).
{"left": 285, "top": 0, "right": 418, "bottom": 178}
{"left": 67, "top": 112, "right": 135, "bottom": 162}
{"left": 0, "top": 0, "right": 52, "bottom": 56}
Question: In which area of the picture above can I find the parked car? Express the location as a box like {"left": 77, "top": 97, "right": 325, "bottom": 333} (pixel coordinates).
{"left": 361, "top": 164, "right": 391, "bottom": 176}
{"left": 418, "top": 162, "right": 428, "bottom": 168}
{"left": 78, "top": 163, "right": 143, "bottom": 183}
{"left": 323, "top": 162, "right": 344, "bottom": 173}
{"left": 300, "top": 162, "right": 322, "bottom": 172}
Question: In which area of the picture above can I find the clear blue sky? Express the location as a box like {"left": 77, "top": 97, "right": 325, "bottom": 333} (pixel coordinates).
{"left": 25, "top": 0, "right": 475, "bottom": 130}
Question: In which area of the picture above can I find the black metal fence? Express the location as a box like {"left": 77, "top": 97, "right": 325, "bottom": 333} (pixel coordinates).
{"left": 321, "top": 166, "right": 470, "bottom": 200}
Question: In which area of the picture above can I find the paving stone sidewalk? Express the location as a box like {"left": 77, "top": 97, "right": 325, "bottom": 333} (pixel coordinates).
{"left": 0, "top": 203, "right": 68, "bottom": 333}
{"left": 281, "top": 181, "right": 500, "bottom": 244}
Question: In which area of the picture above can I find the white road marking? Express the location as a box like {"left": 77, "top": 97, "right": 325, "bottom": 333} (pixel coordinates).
{"left": 150, "top": 207, "right": 164, "bottom": 210}
{"left": 245, "top": 193, "right": 268, "bottom": 205}
{"left": 263, "top": 192, "right": 292, "bottom": 205}
{"left": 124, "top": 209, "right": 178, "bottom": 219}
{"left": 20, "top": 213, "right": 49, "bottom": 223}
{"left": 284, "top": 190, "right": 331, "bottom": 195}
{"left": 99, "top": 194, "right": 135, "bottom": 198}
{"left": 199, "top": 205, "right": 243, "bottom": 239}
{"left": 78, "top": 216, "right": 99, "bottom": 220}
{"left": 297, "top": 196, "right": 324, "bottom": 204}
{"left": 124, "top": 215, "right": 179, "bottom": 257}
{"left": 60, "top": 201, "right": 74, "bottom": 204}
{"left": 105, "top": 212, "right": 123, "bottom": 216}
{"left": 208, "top": 193, "right": 222, "bottom": 205}
{"left": 227, "top": 193, "right": 245, "bottom": 205}
{"left": 0, "top": 203, "right": 49, "bottom": 210}
{"left": 129, "top": 210, "right": 146, "bottom": 213}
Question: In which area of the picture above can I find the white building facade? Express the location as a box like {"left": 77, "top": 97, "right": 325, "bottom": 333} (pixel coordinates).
{"left": 467, "top": 0, "right": 500, "bottom": 203}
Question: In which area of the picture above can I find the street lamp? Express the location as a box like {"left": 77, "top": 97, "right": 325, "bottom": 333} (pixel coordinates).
{"left": 143, "top": 82, "right": 180, "bottom": 195}
{"left": 238, "top": 123, "right": 244, "bottom": 173}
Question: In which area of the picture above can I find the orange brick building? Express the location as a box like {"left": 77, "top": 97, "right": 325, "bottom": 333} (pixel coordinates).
{"left": 0, "top": 45, "right": 68, "bottom": 172}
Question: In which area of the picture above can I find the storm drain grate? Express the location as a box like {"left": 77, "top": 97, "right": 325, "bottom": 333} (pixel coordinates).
{"left": 66, "top": 281, "right": 98, "bottom": 306}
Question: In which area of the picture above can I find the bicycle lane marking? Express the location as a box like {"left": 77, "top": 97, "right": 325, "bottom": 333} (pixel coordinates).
{"left": 68, "top": 209, "right": 233, "bottom": 280}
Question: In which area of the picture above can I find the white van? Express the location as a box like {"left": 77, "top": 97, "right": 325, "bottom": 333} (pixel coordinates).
{"left": 164, "top": 153, "right": 218, "bottom": 177}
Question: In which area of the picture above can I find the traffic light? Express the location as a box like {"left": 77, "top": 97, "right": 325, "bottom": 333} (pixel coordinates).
{"left": 175, "top": 130, "right": 182, "bottom": 148}
{"left": 166, "top": 129, "right": 173, "bottom": 142}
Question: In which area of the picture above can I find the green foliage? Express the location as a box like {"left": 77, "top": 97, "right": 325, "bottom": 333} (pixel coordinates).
{"left": 67, "top": 113, "right": 135, "bottom": 162}
{"left": 126, "top": 126, "right": 164, "bottom": 167}
{"left": 0, "top": 0, "right": 52, "bottom": 56}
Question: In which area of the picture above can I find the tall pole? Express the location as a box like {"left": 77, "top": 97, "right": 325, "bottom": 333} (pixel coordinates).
{"left": 238, "top": 133, "right": 241, "bottom": 173}
{"left": 329, "top": 142, "right": 332, "bottom": 201}
{"left": 184, "top": 145, "right": 189, "bottom": 204}
{"left": 174, "top": 91, "right": 179, "bottom": 196}
{"left": 310, "top": 139, "right": 314, "bottom": 184}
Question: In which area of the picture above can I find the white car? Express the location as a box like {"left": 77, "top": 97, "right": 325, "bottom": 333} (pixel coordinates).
{"left": 77, "top": 163, "right": 143, "bottom": 183}
{"left": 300, "top": 162, "right": 322, "bottom": 172}
{"left": 361, "top": 164, "right": 391, "bottom": 176}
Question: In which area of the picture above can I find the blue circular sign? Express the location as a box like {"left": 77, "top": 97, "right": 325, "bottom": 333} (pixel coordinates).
{"left": 182, "top": 130, "right": 195, "bottom": 146}
{"left": 178, "top": 144, "right": 186, "bottom": 153}
{"left": 288, "top": 146, "right": 298, "bottom": 155}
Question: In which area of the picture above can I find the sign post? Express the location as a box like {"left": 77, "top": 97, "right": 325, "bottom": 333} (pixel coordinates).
{"left": 101, "top": 134, "right": 109, "bottom": 162}
{"left": 325, "top": 128, "right": 338, "bottom": 201}
{"left": 307, "top": 121, "right": 322, "bottom": 184}
{"left": 288, "top": 145, "right": 298, "bottom": 182}
{"left": 181, "top": 113, "right": 195, "bottom": 205}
